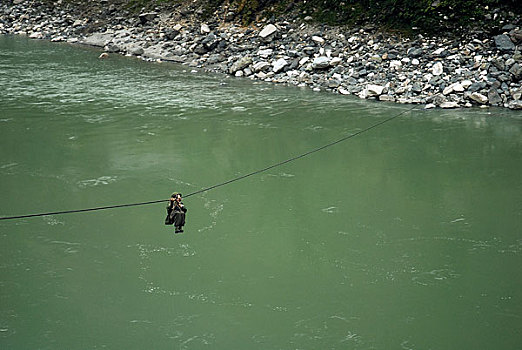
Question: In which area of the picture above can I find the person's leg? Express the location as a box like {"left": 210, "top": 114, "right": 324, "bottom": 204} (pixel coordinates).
{"left": 174, "top": 212, "right": 184, "bottom": 233}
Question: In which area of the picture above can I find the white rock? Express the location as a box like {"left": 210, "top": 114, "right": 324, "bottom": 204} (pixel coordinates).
{"left": 508, "top": 100, "right": 522, "bottom": 110}
{"left": 259, "top": 24, "right": 277, "bottom": 38}
{"left": 29, "top": 32, "right": 42, "bottom": 39}
{"left": 432, "top": 62, "right": 443, "bottom": 76}
{"left": 379, "top": 95, "right": 395, "bottom": 102}
{"left": 257, "top": 48, "right": 273, "bottom": 58}
{"left": 252, "top": 61, "right": 270, "bottom": 72}
{"left": 299, "top": 57, "right": 310, "bottom": 66}
{"left": 312, "top": 36, "right": 325, "bottom": 44}
{"left": 330, "top": 57, "right": 342, "bottom": 66}
{"left": 366, "top": 84, "right": 385, "bottom": 96}
{"left": 469, "top": 92, "right": 488, "bottom": 104}
{"left": 312, "top": 56, "right": 330, "bottom": 69}
{"left": 424, "top": 103, "right": 436, "bottom": 109}
{"left": 432, "top": 47, "right": 445, "bottom": 56}
{"left": 460, "top": 80, "right": 473, "bottom": 89}
{"left": 443, "top": 82, "right": 464, "bottom": 95}
{"left": 200, "top": 23, "right": 210, "bottom": 34}
{"left": 440, "top": 101, "right": 459, "bottom": 108}
{"left": 411, "top": 58, "right": 420, "bottom": 65}
{"left": 452, "top": 83, "right": 465, "bottom": 92}
{"left": 358, "top": 90, "right": 368, "bottom": 99}
{"left": 390, "top": 60, "right": 402, "bottom": 70}
{"left": 338, "top": 88, "right": 350, "bottom": 95}
{"left": 272, "top": 58, "right": 288, "bottom": 73}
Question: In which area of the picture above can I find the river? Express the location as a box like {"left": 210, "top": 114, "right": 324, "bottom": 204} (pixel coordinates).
{"left": 1, "top": 36, "right": 521, "bottom": 350}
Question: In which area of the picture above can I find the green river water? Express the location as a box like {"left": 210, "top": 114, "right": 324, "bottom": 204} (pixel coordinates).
{"left": 1, "top": 36, "right": 521, "bottom": 350}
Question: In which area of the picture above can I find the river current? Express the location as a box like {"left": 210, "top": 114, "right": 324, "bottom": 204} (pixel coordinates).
{"left": 1, "top": 36, "right": 521, "bottom": 349}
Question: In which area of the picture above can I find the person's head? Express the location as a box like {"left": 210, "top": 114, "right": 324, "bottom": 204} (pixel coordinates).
{"left": 171, "top": 192, "right": 182, "bottom": 201}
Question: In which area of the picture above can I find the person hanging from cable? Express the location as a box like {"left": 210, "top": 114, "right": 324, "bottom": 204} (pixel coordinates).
{"left": 165, "top": 192, "right": 187, "bottom": 233}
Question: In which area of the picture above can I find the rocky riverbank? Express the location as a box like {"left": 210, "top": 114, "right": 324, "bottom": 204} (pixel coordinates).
{"left": 1, "top": 0, "right": 521, "bottom": 110}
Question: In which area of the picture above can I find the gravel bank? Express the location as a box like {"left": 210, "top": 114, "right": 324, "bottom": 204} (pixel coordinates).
{"left": 1, "top": 0, "right": 521, "bottom": 110}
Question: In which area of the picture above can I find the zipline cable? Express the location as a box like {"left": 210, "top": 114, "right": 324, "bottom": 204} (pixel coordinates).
{"left": 0, "top": 106, "right": 416, "bottom": 221}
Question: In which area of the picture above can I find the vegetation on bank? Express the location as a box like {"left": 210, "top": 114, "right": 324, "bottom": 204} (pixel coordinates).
{"left": 49, "top": 0, "right": 520, "bottom": 34}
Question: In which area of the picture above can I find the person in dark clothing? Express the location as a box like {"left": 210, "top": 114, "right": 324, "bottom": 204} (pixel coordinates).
{"left": 166, "top": 192, "right": 187, "bottom": 233}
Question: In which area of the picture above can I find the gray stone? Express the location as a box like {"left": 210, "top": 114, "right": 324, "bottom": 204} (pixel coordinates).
{"left": 509, "top": 63, "right": 522, "bottom": 81}
{"left": 138, "top": 12, "right": 158, "bottom": 25}
{"left": 81, "top": 33, "right": 114, "bottom": 47}
{"left": 164, "top": 28, "right": 179, "bottom": 40}
{"left": 142, "top": 45, "right": 167, "bottom": 60}
{"left": 407, "top": 47, "right": 423, "bottom": 57}
{"left": 494, "top": 34, "right": 515, "bottom": 52}
{"left": 510, "top": 29, "right": 522, "bottom": 44}
{"left": 327, "top": 79, "right": 341, "bottom": 88}
{"left": 193, "top": 44, "right": 208, "bottom": 55}
{"left": 488, "top": 88, "right": 502, "bottom": 105}
{"left": 104, "top": 43, "right": 119, "bottom": 53}
{"left": 207, "top": 54, "right": 225, "bottom": 64}
{"left": 468, "top": 82, "right": 486, "bottom": 92}
{"left": 129, "top": 45, "right": 144, "bottom": 55}
{"left": 412, "top": 83, "right": 422, "bottom": 93}
{"left": 230, "top": 56, "right": 252, "bottom": 74}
